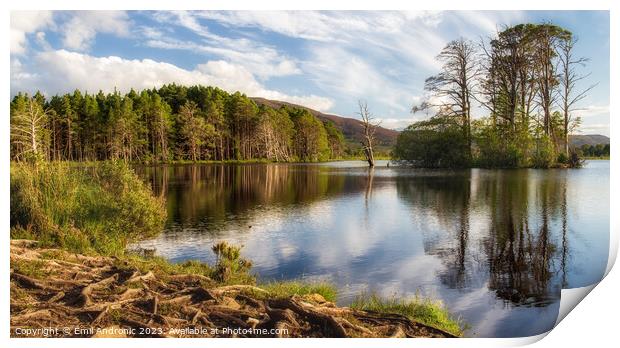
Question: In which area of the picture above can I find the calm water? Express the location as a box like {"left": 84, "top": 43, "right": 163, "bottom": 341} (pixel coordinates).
{"left": 134, "top": 160, "right": 609, "bottom": 337}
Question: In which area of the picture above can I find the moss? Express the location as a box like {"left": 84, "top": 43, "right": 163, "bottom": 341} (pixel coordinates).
{"left": 115, "top": 253, "right": 213, "bottom": 279}
{"left": 39, "top": 249, "right": 68, "bottom": 261}
{"left": 108, "top": 308, "right": 123, "bottom": 324}
{"left": 11, "top": 259, "right": 54, "bottom": 279}
{"left": 350, "top": 293, "right": 464, "bottom": 337}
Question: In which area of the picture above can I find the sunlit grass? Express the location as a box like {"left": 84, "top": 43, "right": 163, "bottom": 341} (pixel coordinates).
{"left": 257, "top": 280, "right": 337, "bottom": 302}
{"left": 350, "top": 293, "right": 464, "bottom": 337}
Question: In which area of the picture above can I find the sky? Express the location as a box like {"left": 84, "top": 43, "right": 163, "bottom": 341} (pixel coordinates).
{"left": 10, "top": 10, "right": 610, "bottom": 135}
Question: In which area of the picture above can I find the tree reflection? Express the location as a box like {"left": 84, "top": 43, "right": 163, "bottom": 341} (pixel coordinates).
{"left": 397, "top": 169, "right": 569, "bottom": 306}
{"left": 396, "top": 171, "right": 472, "bottom": 289}
{"left": 136, "top": 164, "right": 372, "bottom": 235}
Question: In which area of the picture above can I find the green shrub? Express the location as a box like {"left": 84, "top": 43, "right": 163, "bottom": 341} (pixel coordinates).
{"left": 10, "top": 161, "right": 167, "bottom": 255}
{"left": 211, "top": 241, "right": 255, "bottom": 284}
{"left": 568, "top": 147, "right": 585, "bottom": 168}
{"left": 557, "top": 152, "right": 568, "bottom": 164}
{"left": 472, "top": 120, "right": 531, "bottom": 168}
{"left": 531, "top": 135, "right": 556, "bottom": 168}
{"left": 392, "top": 116, "right": 470, "bottom": 168}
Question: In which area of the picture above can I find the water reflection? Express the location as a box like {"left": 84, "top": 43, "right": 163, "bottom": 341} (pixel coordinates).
{"left": 135, "top": 161, "right": 609, "bottom": 337}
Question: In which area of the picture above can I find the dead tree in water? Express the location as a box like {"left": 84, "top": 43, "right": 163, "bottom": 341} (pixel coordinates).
{"left": 357, "top": 101, "right": 381, "bottom": 167}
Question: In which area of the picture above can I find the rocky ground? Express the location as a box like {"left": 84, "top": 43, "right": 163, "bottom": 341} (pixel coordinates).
{"left": 10, "top": 240, "right": 455, "bottom": 338}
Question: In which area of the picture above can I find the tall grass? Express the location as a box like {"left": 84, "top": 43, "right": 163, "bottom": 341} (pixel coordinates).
{"left": 10, "top": 161, "right": 167, "bottom": 256}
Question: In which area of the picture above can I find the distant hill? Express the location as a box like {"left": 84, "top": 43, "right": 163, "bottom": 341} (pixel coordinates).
{"left": 569, "top": 134, "right": 610, "bottom": 148}
{"left": 251, "top": 97, "right": 400, "bottom": 147}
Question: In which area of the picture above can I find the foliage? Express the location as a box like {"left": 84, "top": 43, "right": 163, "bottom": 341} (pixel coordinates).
{"left": 557, "top": 152, "right": 568, "bottom": 164}
{"left": 211, "top": 241, "right": 255, "bottom": 284}
{"left": 392, "top": 116, "right": 469, "bottom": 168}
{"left": 10, "top": 85, "right": 345, "bottom": 163}
{"left": 531, "top": 135, "right": 556, "bottom": 168}
{"left": 323, "top": 120, "right": 346, "bottom": 159}
{"left": 10, "top": 161, "right": 167, "bottom": 256}
{"left": 396, "top": 22, "right": 593, "bottom": 169}
{"left": 580, "top": 143, "right": 609, "bottom": 158}
{"left": 350, "top": 293, "right": 463, "bottom": 337}
{"left": 568, "top": 147, "right": 585, "bottom": 168}
{"left": 471, "top": 120, "right": 526, "bottom": 168}
{"left": 289, "top": 109, "right": 330, "bottom": 162}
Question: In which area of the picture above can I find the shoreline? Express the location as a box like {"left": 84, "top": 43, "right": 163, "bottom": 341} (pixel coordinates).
{"left": 10, "top": 240, "right": 461, "bottom": 338}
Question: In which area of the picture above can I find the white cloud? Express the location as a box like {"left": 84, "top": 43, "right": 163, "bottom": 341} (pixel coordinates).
{"left": 10, "top": 11, "right": 54, "bottom": 54}
{"left": 60, "top": 11, "right": 130, "bottom": 51}
{"left": 195, "top": 11, "right": 442, "bottom": 42}
{"left": 189, "top": 11, "right": 453, "bottom": 117}
{"left": 11, "top": 50, "right": 333, "bottom": 112}
{"left": 149, "top": 11, "right": 300, "bottom": 79}
{"left": 576, "top": 104, "right": 609, "bottom": 118}
{"left": 145, "top": 37, "right": 300, "bottom": 79}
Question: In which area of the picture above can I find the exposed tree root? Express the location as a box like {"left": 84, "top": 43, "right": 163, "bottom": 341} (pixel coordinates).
{"left": 10, "top": 240, "right": 455, "bottom": 338}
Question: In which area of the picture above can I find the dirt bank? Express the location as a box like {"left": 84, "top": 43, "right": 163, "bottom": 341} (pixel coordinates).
{"left": 10, "top": 240, "right": 455, "bottom": 338}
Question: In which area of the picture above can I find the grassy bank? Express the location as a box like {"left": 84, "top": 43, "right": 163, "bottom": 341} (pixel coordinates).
{"left": 350, "top": 293, "right": 463, "bottom": 337}
{"left": 10, "top": 160, "right": 463, "bottom": 337}
{"left": 10, "top": 161, "right": 167, "bottom": 256}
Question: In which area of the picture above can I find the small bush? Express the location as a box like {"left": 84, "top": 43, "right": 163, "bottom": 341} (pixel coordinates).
{"left": 10, "top": 161, "right": 167, "bottom": 256}
{"left": 557, "top": 152, "right": 568, "bottom": 164}
{"left": 531, "top": 135, "right": 556, "bottom": 169}
{"left": 211, "top": 241, "right": 254, "bottom": 284}
{"left": 568, "top": 148, "right": 585, "bottom": 168}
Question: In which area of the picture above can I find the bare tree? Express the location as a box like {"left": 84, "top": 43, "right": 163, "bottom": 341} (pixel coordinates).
{"left": 357, "top": 101, "right": 380, "bottom": 167}
{"left": 11, "top": 97, "right": 51, "bottom": 160}
{"left": 414, "top": 38, "right": 480, "bottom": 158}
{"left": 557, "top": 36, "right": 596, "bottom": 156}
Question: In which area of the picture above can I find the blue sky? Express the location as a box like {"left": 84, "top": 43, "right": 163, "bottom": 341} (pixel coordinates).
{"left": 10, "top": 10, "right": 610, "bottom": 135}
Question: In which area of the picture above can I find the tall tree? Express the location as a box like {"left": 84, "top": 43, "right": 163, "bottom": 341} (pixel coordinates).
{"left": 323, "top": 120, "right": 345, "bottom": 159}
{"left": 178, "top": 101, "right": 212, "bottom": 161}
{"left": 531, "top": 24, "right": 570, "bottom": 137}
{"left": 415, "top": 38, "right": 480, "bottom": 158}
{"left": 291, "top": 109, "right": 329, "bottom": 162}
{"left": 557, "top": 35, "right": 596, "bottom": 156}
{"left": 150, "top": 93, "right": 173, "bottom": 162}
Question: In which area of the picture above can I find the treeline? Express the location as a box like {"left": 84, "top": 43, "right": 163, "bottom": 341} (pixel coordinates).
{"left": 394, "top": 23, "right": 596, "bottom": 168}
{"left": 580, "top": 143, "right": 610, "bottom": 158}
{"left": 10, "top": 84, "right": 346, "bottom": 163}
